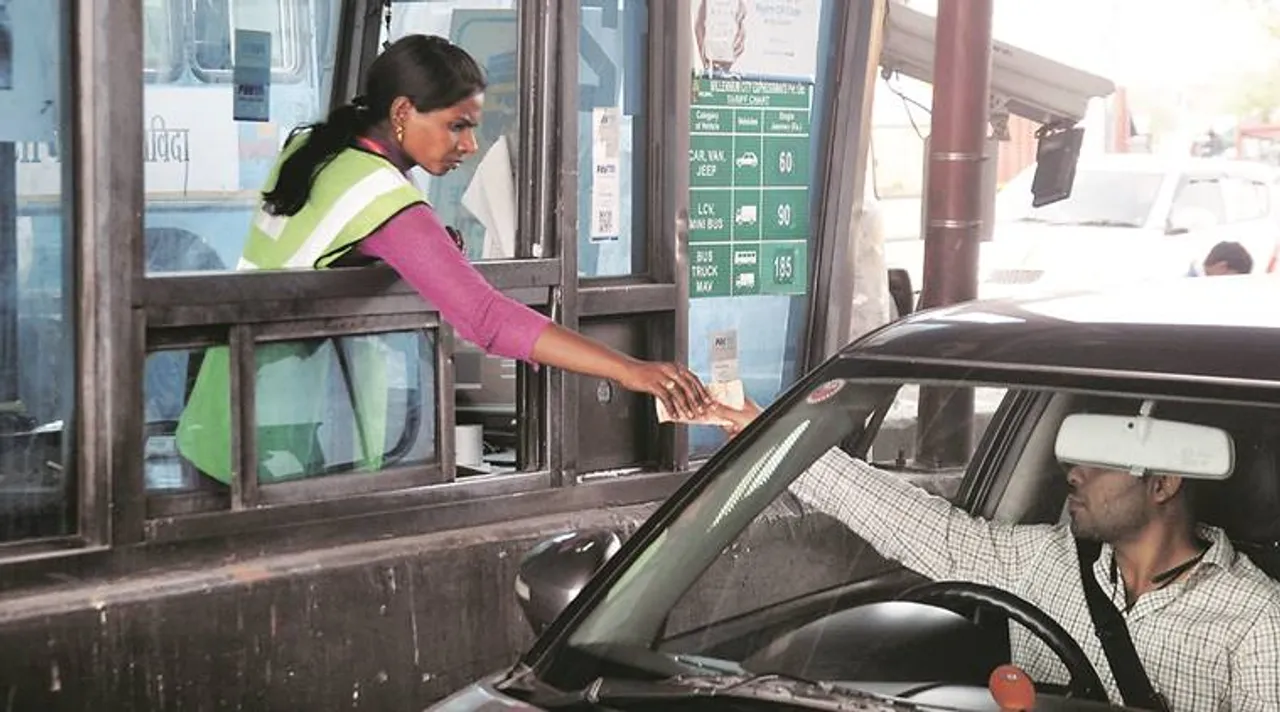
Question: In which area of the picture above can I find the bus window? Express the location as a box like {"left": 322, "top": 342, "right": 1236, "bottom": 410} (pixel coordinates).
{"left": 191, "top": 0, "right": 305, "bottom": 80}
{"left": 144, "top": 0, "right": 182, "bottom": 81}
{"left": 140, "top": 0, "right": 339, "bottom": 276}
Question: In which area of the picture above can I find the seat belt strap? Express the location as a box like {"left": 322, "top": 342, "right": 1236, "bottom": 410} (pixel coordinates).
{"left": 1075, "top": 539, "right": 1171, "bottom": 712}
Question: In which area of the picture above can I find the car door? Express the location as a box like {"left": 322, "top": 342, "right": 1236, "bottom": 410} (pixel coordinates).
{"left": 1218, "top": 173, "right": 1278, "bottom": 273}
{"left": 1165, "top": 172, "right": 1230, "bottom": 275}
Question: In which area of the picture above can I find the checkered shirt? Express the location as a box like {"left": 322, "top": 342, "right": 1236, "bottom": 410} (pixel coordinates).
{"left": 790, "top": 447, "right": 1280, "bottom": 712}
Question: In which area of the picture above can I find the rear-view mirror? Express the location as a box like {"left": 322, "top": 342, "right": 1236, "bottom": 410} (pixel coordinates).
{"left": 1055, "top": 413, "right": 1234, "bottom": 480}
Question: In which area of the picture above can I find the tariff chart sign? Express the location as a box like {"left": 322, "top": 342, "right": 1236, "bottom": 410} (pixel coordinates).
{"left": 688, "top": 77, "right": 811, "bottom": 298}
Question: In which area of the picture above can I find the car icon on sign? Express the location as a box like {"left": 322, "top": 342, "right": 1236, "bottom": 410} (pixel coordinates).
{"left": 736, "top": 152, "right": 758, "bottom": 168}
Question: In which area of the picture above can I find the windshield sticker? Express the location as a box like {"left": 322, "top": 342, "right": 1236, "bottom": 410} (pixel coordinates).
{"left": 806, "top": 379, "right": 844, "bottom": 404}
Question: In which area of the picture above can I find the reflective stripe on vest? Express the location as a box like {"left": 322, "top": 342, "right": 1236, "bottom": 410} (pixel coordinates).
{"left": 238, "top": 144, "right": 424, "bottom": 272}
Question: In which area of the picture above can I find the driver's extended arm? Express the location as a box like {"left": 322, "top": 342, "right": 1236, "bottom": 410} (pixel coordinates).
{"left": 789, "top": 447, "right": 1053, "bottom": 588}
{"left": 1230, "top": 605, "right": 1280, "bottom": 710}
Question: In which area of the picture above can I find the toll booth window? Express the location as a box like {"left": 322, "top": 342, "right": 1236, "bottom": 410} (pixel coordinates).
{"left": 577, "top": 0, "right": 648, "bottom": 278}
{"left": 384, "top": 1, "right": 521, "bottom": 263}
{"left": 140, "top": 0, "right": 340, "bottom": 275}
{"left": 145, "top": 332, "right": 436, "bottom": 503}
{"left": 3, "top": 2, "right": 73, "bottom": 542}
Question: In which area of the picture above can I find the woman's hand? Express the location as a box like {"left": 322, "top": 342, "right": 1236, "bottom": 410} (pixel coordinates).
{"left": 619, "top": 360, "right": 713, "bottom": 421}
{"left": 711, "top": 398, "right": 762, "bottom": 437}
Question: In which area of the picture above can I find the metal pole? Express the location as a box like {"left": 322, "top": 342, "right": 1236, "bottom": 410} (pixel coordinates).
{"left": 916, "top": 0, "right": 992, "bottom": 468}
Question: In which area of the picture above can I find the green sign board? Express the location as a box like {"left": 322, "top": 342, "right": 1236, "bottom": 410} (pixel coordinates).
{"left": 688, "top": 78, "right": 812, "bottom": 299}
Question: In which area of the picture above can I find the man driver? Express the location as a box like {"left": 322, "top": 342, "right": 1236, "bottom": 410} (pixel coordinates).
{"left": 712, "top": 399, "right": 1280, "bottom": 711}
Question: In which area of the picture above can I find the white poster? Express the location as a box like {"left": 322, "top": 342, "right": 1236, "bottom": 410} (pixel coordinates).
{"left": 16, "top": 87, "right": 240, "bottom": 198}
{"left": 690, "top": 0, "right": 822, "bottom": 82}
{"left": 709, "top": 330, "right": 740, "bottom": 383}
{"left": 0, "top": 0, "right": 59, "bottom": 141}
{"left": 589, "top": 106, "right": 622, "bottom": 241}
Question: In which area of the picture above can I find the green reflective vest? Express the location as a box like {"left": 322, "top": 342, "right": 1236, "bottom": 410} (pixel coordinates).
{"left": 176, "top": 135, "right": 425, "bottom": 485}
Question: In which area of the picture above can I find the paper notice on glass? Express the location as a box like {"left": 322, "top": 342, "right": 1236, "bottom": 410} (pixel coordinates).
{"left": 590, "top": 106, "right": 622, "bottom": 242}
{"left": 461, "top": 134, "right": 517, "bottom": 259}
{"left": 655, "top": 379, "right": 745, "bottom": 426}
{"left": 233, "top": 30, "right": 272, "bottom": 122}
{"left": 709, "top": 330, "right": 739, "bottom": 383}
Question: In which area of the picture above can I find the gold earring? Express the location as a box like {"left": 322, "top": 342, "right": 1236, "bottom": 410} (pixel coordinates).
{"left": 394, "top": 123, "right": 405, "bottom": 144}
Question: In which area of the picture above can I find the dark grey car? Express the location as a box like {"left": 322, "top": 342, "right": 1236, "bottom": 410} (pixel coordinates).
{"left": 429, "top": 276, "right": 1280, "bottom": 712}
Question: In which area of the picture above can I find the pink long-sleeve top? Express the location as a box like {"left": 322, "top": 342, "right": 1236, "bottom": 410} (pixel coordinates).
{"left": 350, "top": 137, "right": 551, "bottom": 362}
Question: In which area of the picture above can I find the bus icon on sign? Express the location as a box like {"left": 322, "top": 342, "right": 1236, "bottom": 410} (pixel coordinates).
{"left": 734, "top": 205, "right": 758, "bottom": 225}
{"left": 733, "top": 250, "right": 757, "bottom": 266}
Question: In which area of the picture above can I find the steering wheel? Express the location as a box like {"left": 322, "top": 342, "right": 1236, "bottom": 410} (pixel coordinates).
{"left": 899, "top": 581, "right": 1108, "bottom": 702}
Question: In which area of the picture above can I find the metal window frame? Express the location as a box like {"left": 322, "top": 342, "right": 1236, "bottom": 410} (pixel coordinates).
{"left": 81, "top": 0, "right": 148, "bottom": 548}
{"left": 124, "top": 0, "right": 581, "bottom": 538}
{"left": 3, "top": 0, "right": 711, "bottom": 573}
{"left": 565, "top": 0, "right": 692, "bottom": 478}
{"left": 802, "top": 0, "right": 889, "bottom": 372}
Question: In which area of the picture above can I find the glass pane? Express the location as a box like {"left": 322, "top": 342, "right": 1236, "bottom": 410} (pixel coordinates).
{"left": 386, "top": 1, "right": 521, "bottom": 262}
{"left": 253, "top": 332, "right": 436, "bottom": 483}
{"left": 661, "top": 380, "right": 1008, "bottom": 641}
{"left": 153, "top": 331, "right": 435, "bottom": 492}
{"left": 3, "top": 0, "right": 73, "bottom": 542}
{"left": 687, "top": 0, "right": 830, "bottom": 458}
{"left": 145, "top": 348, "right": 225, "bottom": 492}
{"left": 866, "top": 384, "right": 1008, "bottom": 500}
{"left": 453, "top": 340, "right": 520, "bottom": 476}
{"left": 141, "top": 0, "right": 343, "bottom": 273}
{"left": 577, "top": 0, "right": 647, "bottom": 277}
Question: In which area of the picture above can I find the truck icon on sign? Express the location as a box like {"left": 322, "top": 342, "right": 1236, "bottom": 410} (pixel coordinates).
{"left": 734, "top": 205, "right": 758, "bottom": 225}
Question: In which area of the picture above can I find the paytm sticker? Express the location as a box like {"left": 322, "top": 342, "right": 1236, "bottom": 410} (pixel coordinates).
{"left": 233, "top": 30, "right": 272, "bottom": 122}
{"left": 805, "top": 379, "right": 845, "bottom": 405}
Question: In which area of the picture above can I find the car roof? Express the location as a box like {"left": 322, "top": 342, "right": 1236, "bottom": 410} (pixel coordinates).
{"left": 1073, "top": 153, "right": 1280, "bottom": 180}
{"left": 846, "top": 276, "right": 1280, "bottom": 384}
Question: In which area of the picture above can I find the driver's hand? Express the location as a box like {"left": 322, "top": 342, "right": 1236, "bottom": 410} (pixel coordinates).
{"left": 710, "top": 398, "right": 761, "bottom": 437}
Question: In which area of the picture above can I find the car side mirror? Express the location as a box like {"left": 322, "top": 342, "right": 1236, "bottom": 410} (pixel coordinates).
{"left": 514, "top": 529, "right": 621, "bottom": 635}
{"left": 1166, "top": 206, "right": 1218, "bottom": 235}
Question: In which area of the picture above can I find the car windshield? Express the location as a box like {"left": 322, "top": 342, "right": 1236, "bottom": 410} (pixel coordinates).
{"left": 996, "top": 167, "right": 1165, "bottom": 228}
{"left": 544, "top": 373, "right": 1280, "bottom": 709}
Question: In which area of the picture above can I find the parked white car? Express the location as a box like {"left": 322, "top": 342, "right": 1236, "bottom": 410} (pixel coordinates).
{"left": 978, "top": 154, "right": 1280, "bottom": 299}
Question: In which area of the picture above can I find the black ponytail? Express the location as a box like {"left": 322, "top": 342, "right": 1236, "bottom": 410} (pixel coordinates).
{"left": 261, "top": 35, "right": 485, "bottom": 218}
{"left": 262, "top": 103, "right": 373, "bottom": 216}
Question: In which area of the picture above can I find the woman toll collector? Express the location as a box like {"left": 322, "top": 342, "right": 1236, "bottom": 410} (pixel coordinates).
{"left": 176, "top": 35, "right": 712, "bottom": 484}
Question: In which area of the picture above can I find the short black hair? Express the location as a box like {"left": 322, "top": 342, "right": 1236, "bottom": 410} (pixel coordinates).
{"left": 1205, "top": 241, "right": 1253, "bottom": 274}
